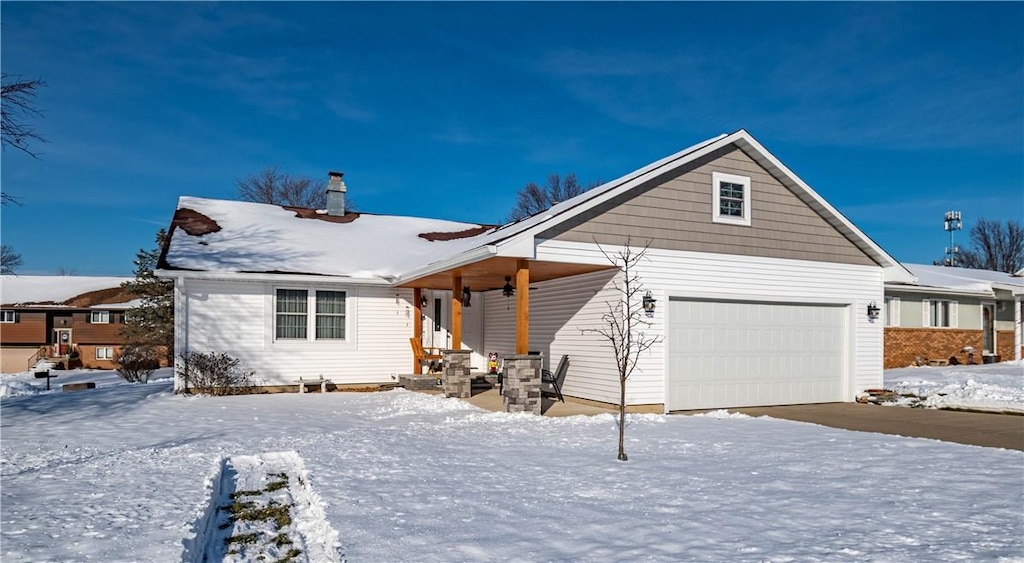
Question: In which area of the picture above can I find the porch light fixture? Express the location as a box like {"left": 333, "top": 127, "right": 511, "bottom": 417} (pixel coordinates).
{"left": 867, "top": 301, "right": 881, "bottom": 321}
{"left": 419, "top": 295, "right": 428, "bottom": 308}
{"left": 461, "top": 287, "right": 472, "bottom": 307}
{"left": 502, "top": 276, "right": 515, "bottom": 311}
{"left": 502, "top": 277, "right": 515, "bottom": 298}
{"left": 642, "top": 290, "right": 657, "bottom": 318}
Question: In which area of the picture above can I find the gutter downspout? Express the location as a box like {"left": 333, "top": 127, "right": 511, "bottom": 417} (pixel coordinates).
{"left": 1015, "top": 296, "right": 1022, "bottom": 362}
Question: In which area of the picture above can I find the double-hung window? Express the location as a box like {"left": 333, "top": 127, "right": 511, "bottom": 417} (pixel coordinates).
{"left": 711, "top": 172, "right": 751, "bottom": 226}
{"left": 275, "top": 289, "right": 347, "bottom": 341}
{"left": 90, "top": 311, "right": 110, "bottom": 324}
{"left": 0, "top": 310, "right": 15, "bottom": 323}
{"left": 924, "top": 299, "right": 956, "bottom": 328}
{"left": 96, "top": 347, "right": 114, "bottom": 360}
{"left": 276, "top": 289, "right": 308, "bottom": 339}
{"left": 315, "top": 291, "right": 346, "bottom": 340}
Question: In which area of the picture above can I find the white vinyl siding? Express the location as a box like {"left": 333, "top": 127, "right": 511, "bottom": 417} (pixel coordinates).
{"left": 529, "top": 239, "right": 883, "bottom": 408}
{"left": 175, "top": 279, "right": 414, "bottom": 388}
{"left": 922, "top": 299, "right": 958, "bottom": 328}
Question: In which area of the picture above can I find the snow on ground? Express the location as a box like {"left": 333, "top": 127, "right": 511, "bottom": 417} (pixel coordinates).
{"left": 884, "top": 361, "right": 1024, "bottom": 414}
{"left": 2, "top": 379, "right": 1022, "bottom": 562}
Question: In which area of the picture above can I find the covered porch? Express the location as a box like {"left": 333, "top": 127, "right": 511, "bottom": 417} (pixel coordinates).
{"left": 400, "top": 255, "right": 616, "bottom": 414}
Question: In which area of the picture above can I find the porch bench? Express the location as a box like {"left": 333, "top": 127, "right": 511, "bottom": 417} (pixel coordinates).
{"left": 294, "top": 376, "right": 332, "bottom": 393}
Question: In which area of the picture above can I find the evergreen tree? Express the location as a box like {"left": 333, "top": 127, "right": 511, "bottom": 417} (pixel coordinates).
{"left": 121, "top": 229, "right": 174, "bottom": 363}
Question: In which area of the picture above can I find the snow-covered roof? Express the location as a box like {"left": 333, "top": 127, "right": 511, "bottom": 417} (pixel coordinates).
{"left": 160, "top": 197, "right": 499, "bottom": 282}
{"left": 160, "top": 130, "right": 912, "bottom": 285}
{"left": 0, "top": 276, "right": 135, "bottom": 307}
{"left": 887, "top": 264, "right": 1024, "bottom": 297}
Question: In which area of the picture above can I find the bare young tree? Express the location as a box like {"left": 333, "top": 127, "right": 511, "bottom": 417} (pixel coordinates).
{"left": 585, "top": 237, "right": 662, "bottom": 461}
{"left": 508, "top": 173, "right": 600, "bottom": 222}
{"left": 1, "top": 245, "right": 22, "bottom": 275}
{"left": 236, "top": 165, "right": 329, "bottom": 209}
{"left": 1, "top": 74, "right": 46, "bottom": 158}
{"left": 957, "top": 219, "right": 1024, "bottom": 274}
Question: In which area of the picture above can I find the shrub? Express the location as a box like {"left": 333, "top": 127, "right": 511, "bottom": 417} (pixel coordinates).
{"left": 114, "top": 345, "right": 160, "bottom": 383}
{"left": 177, "top": 351, "right": 255, "bottom": 396}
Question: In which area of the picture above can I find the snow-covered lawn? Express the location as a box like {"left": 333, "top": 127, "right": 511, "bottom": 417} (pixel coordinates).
{"left": 2, "top": 371, "right": 1022, "bottom": 562}
{"left": 884, "top": 361, "right": 1024, "bottom": 414}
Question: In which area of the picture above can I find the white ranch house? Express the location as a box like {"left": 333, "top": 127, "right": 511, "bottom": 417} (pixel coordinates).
{"left": 157, "top": 130, "right": 913, "bottom": 412}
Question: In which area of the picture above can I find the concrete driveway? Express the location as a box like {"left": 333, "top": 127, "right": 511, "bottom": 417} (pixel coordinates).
{"left": 724, "top": 403, "right": 1024, "bottom": 451}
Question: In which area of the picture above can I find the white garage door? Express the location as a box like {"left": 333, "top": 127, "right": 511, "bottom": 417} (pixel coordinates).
{"left": 667, "top": 299, "right": 847, "bottom": 411}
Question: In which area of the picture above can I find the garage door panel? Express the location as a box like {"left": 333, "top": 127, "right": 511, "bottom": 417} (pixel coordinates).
{"left": 668, "top": 299, "right": 846, "bottom": 410}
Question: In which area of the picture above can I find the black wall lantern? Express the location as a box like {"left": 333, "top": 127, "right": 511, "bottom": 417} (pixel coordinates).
{"left": 642, "top": 290, "right": 657, "bottom": 318}
{"left": 461, "top": 287, "right": 472, "bottom": 307}
{"left": 867, "top": 301, "right": 881, "bottom": 321}
{"left": 419, "top": 294, "right": 428, "bottom": 309}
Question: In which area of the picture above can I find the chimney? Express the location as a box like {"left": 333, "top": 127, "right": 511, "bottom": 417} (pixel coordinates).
{"left": 326, "top": 171, "right": 346, "bottom": 216}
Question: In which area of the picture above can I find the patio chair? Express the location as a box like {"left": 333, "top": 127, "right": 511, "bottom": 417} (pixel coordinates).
{"left": 541, "top": 354, "right": 569, "bottom": 403}
{"left": 410, "top": 337, "right": 443, "bottom": 374}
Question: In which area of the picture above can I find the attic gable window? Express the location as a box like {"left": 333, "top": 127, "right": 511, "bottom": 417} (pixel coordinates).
{"left": 90, "top": 311, "right": 111, "bottom": 324}
{"left": 1, "top": 310, "right": 14, "bottom": 323}
{"left": 711, "top": 171, "right": 751, "bottom": 226}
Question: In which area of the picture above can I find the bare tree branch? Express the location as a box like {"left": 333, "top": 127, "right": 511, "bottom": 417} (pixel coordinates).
{"left": 1, "top": 245, "right": 23, "bottom": 275}
{"left": 508, "top": 173, "right": 600, "bottom": 222}
{"left": 584, "top": 237, "right": 661, "bottom": 461}
{"left": 956, "top": 218, "right": 1024, "bottom": 273}
{"left": 1, "top": 74, "right": 46, "bottom": 159}
{"left": 236, "top": 165, "right": 347, "bottom": 210}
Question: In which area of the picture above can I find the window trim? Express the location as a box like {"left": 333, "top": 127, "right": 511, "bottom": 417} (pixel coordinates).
{"left": 0, "top": 310, "right": 15, "bottom": 323}
{"left": 711, "top": 171, "right": 752, "bottom": 226}
{"left": 90, "top": 310, "right": 111, "bottom": 324}
{"left": 96, "top": 347, "right": 114, "bottom": 360}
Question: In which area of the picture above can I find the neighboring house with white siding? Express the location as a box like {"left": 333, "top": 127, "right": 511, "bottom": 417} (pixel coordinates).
{"left": 157, "top": 129, "right": 912, "bottom": 411}
{"left": 883, "top": 264, "right": 1023, "bottom": 368}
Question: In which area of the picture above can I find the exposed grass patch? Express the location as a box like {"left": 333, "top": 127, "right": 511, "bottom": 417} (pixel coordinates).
{"left": 216, "top": 472, "right": 303, "bottom": 561}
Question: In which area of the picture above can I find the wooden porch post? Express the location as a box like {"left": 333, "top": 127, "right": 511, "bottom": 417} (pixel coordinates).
{"left": 516, "top": 259, "right": 530, "bottom": 354}
{"left": 452, "top": 273, "right": 463, "bottom": 351}
{"left": 413, "top": 287, "right": 423, "bottom": 374}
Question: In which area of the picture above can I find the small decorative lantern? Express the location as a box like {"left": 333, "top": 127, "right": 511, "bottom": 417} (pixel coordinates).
{"left": 867, "top": 301, "right": 881, "bottom": 321}
{"left": 461, "top": 287, "right": 472, "bottom": 307}
{"left": 502, "top": 276, "right": 515, "bottom": 311}
{"left": 419, "top": 294, "right": 428, "bottom": 308}
{"left": 642, "top": 290, "right": 657, "bottom": 318}
{"left": 501, "top": 276, "right": 514, "bottom": 297}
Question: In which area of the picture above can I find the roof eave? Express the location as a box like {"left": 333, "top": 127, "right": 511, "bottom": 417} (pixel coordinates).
{"left": 154, "top": 269, "right": 394, "bottom": 286}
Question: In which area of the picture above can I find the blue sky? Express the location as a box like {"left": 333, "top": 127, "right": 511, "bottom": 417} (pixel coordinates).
{"left": 2, "top": 2, "right": 1021, "bottom": 276}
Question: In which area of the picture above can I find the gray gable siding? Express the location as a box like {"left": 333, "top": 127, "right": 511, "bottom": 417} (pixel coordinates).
{"left": 542, "top": 145, "right": 876, "bottom": 266}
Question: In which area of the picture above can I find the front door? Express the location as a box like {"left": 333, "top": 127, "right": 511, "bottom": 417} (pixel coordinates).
{"left": 982, "top": 302, "right": 996, "bottom": 354}
{"left": 422, "top": 290, "right": 451, "bottom": 351}
{"left": 53, "top": 328, "right": 72, "bottom": 356}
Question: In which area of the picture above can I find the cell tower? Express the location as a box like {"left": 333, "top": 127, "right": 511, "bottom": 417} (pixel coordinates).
{"left": 943, "top": 210, "right": 962, "bottom": 266}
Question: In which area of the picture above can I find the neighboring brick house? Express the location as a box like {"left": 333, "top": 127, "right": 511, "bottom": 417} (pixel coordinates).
{"left": 0, "top": 276, "right": 136, "bottom": 373}
{"left": 883, "top": 264, "right": 1023, "bottom": 368}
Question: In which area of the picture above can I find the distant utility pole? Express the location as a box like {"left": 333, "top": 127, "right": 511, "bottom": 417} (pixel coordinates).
{"left": 943, "top": 210, "right": 962, "bottom": 266}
